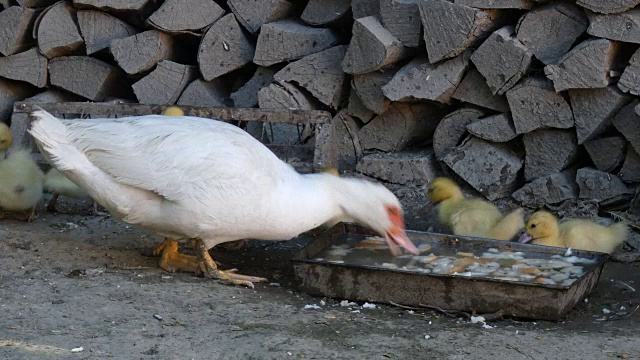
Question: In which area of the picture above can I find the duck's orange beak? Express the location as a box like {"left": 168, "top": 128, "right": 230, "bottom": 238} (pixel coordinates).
{"left": 384, "top": 206, "right": 419, "bottom": 256}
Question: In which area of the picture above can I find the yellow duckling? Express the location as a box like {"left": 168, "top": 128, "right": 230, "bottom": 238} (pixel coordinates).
{"left": 0, "top": 123, "right": 11, "bottom": 153}
{"left": 519, "top": 211, "right": 628, "bottom": 254}
{"left": 320, "top": 166, "right": 339, "bottom": 176}
{"left": 43, "top": 168, "right": 107, "bottom": 215}
{"left": 427, "top": 177, "right": 524, "bottom": 241}
{"left": 162, "top": 106, "right": 184, "bottom": 116}
{"left": 0, "top": 148, "right": 44, "bottom": 221}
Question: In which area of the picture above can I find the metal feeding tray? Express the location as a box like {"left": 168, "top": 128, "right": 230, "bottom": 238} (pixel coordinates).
{"left": 291, "top": 224, "right": 610, "bottom": 321}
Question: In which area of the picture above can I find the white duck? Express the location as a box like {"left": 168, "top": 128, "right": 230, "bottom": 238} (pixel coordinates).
{"left": 28, "top": 109, "right": 419, "bottom": 288}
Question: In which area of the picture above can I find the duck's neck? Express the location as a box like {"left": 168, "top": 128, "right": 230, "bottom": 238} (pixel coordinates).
{"left": 438, "top": 193, "right": 463, "bottom": 226}
{"left": 532, "top": 225, "right": 561, "bottom": 247}
{"left": 267, "top": 173, "right": 346, "bottom": 239}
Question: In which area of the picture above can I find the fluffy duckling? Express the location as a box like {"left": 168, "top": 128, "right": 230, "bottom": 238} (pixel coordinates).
{"left": 0, "top": 147, "right": 44, "bottom": 221}
{"left": 427, "top": 177, "right": 524, "bottom": 241}
{"left": 0, "top": 123, "right": 11, "bottom": 153}
{"left": 163, "top": 106, "right": 184, "bottom": 116}
{"left": 519, "top": 211, "right": 628, "bottom": 254}
{"left": 43, "top": 168, "right": 107, "bottom": 215}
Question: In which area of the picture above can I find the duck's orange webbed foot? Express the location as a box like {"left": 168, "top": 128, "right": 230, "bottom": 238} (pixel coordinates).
{"left": 154, "top": 239, "right": 200, "bottom": 273}
{"left": 194, "top": 239, "right": 267, "bottom": 288}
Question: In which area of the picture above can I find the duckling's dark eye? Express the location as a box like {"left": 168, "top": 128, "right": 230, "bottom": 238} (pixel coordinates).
{"left": 530, "top": 224, "right": 537, "bottom": 229}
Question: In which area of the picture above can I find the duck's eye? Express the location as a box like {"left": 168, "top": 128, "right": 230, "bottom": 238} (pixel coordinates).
{"left": 530, "top": 224, "right": 537, "bottom": 229}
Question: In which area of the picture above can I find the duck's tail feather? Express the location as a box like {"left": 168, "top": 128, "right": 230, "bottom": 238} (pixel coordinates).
{"left": 486, "top": 208, "right": 525, "bottom": 241}
{"left": 607, "top": 221, "right": 629, "bottom": 248}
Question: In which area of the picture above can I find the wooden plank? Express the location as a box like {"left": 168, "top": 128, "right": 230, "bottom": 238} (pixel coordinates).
{"left": 13, "top": 102, "right": 333, "bottom": 124}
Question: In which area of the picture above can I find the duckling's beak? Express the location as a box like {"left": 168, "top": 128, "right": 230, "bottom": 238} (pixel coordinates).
{"left": 384, "top": 226, "right": 419, "bottom": 256}
{"left": 518, "top": 231, "right": 533, "bottom": 244}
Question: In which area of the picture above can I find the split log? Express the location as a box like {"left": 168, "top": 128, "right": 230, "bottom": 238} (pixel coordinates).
{"left": 341, "top": 16, "right": 409, "bottom": 75}
{"left": 544, "top": 39, "right": 620, "bottom": 92}
{"left": 614, "top": 100, "right": 640, "bottom": 154}
{"left": 110, "top": 30, "right": 175, "bottom": 75}
{"left": 352, "top": 0, "right": 380, "bottom": 18}
{"left": 505, "top": 77, "right": 574, "bottom": 134}
{"left": 356, "top": 151, "right": 440, "bottom": 185}
{"left": 147, "top": 0, "right": 224, "bottom": 33}
{"left": 450, "top": 68, "right": 510, "bottom": 112}
{"left": 523, "top": 129, "right": 578, "bottom": 181}
{"left": 258, "top": 81, "right": 319, "bottom": 111}
{"left": 228, "top": 0, "right": 295, "bottom": 34}
{"left": 584, "top": 136, "right": 627, "bottom": 172}
{"left": 274, "top": 45, "right": 348, "bottom": 109}
{"left": 23, "top": 89, "right": 83, "bottom": 104}
{"left": 72, "top": 0, "right": 152, "bottom": 12}
{"left": 618, "top": 48, "right": 640, "bottom": 95}
{"left": 132, "top": 60, "right": 197, "bottom": 105}
{"left": 77, "top": 10, "right": 137, "bottom": 55}
{"left": 0, "top": 48, "right": 47, "bottom": 88}
{"left": 254, "top": 20, "right": 339, "bottom": 67}
{"left": 382, "top": 52, "right": 470, "bottom": 104}
{"left": 568, "top": 86, "right": 632, "bottom": 144}
{"left": 470, "top": 26, "right": 533, "bottom": 95}
{"left": 619, "top": 146, "right": 640, "bottom": 183}
{"left": 0, "top": 78, "right": 36, "bottom": 121}
{"left": 36, "top": 2, "right": 84, "bottom": 59}
{"left": 432, "top": 107, "right": 486, "bottom": 160}
{"left": 177, "top": 79, "right": 228, "bottom": 108}
{"left": 332, "top": 110, "right": 363, "bottom": 169}
{"left": 230, "top": 67, "right": 276, "bottom": 108}
{"left": 577, "top": 0, "right": 640, "bottom": 15}
{"left": 443, "top": 136, "right": 523, "bottom": 200}
{"left": 418, "top": 0, "right": 505, "bottom": 64}
{"left": 587, "top": 9, "right": 640, "bottom": 44}
{"left": 351, "top": 67, "right": 396, "bottom": 114}
{"left": 466, "top": 113, "right": 517, "bottom": 143}
{"left": 359, "top": 102, "right": 448, "bottom": 152}
{"left": 347, "top": 88, "right": 374, "bottom": 123}
{"left": 454, "top": 0, "right": 534, "bottom": 9}
{"left": 515, "top": 3, "right": 588, "bottom": 65}
{"left": 0, "top": 6, "right": 38, "bottom": 56}
{"left": 49, "top": 56, "right": 130, "bottom": 101}
{"left": 17, "top": 0, "right": 57, "bottom": 7}
{"left": 198, "top": 13, "right": 256, "bottom": 81}
{"left": 576, "top": 168, "right": 633, "bottom": 203}
{"left": 301, "top": 0, "right": 351, "bottom": 26}
{"left": 380, "top": 0, "right": 423, "bottom": 47}
{"left": 512, "top": 170, "right": 579, "bottom": 208}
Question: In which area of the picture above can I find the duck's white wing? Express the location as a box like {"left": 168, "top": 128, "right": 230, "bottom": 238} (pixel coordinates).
{"left": 62, "top": 115, "right": 295, "bottom": 203}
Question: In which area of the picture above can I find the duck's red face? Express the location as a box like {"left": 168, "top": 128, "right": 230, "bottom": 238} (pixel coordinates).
{"left": 383, "top": 205, "right": 419, "bottom": 256}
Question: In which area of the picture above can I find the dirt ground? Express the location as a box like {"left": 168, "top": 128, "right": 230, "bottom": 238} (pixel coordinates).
{"left": 0, "top": 195, "right": 639, "bottom": 360}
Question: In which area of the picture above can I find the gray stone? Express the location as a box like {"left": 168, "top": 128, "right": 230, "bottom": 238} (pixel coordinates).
{"left": 512, "top": 169, "right": 579, "bottom": 207}
{"left": 523, "top": 129, "right": 578, "bottom": 181}
{"left": 471, "top": 25, "right": 533, "bottom": 95}
{"left": 568, "top": 86, "right": 632, "bottom": 144}
{"left": 382, "top": 52, "right": 470, "bottom": 104}
{"left": 451, "top": 68, "right": 510, "bottom": 112}
{"left": 506, "top": 77, "right": 574, "bottom": 134}
{"left": 614, "top": 100, "right": 640, "bottom": 154}
{"left": 618, "top": 145, "right": 640, "bottom": 183}
{"left": 584, "top": 136, "right": 627, "bottom": 173}
{"left": 356, "top": 151, "right": 440, "bottom": 185}
{"left": 466, "top": 113, "right": 517, "bottom": 142}
{"left": 576, "top": 167, "right": 633, "bottom": 202}
{"left": 544, "top": 38, "right": 619, "bottom": 92}
{"left": 432, "top": 107, "right": 486, "bottom": 160}
{"left": 515, "top": 3, "right": 588, "bottom": 65}
{"left": 443, "top": 136, "right": 524, "bottom": 200}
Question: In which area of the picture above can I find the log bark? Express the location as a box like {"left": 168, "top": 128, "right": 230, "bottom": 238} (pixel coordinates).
{"left": 587, "top": 9, "right": 640, "bottom": 44}
{"left": 577, "top": 0, "right": 640, "bottom": 14}
{"left": 147, "top": 0, "right": 224, "bottom": 34}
